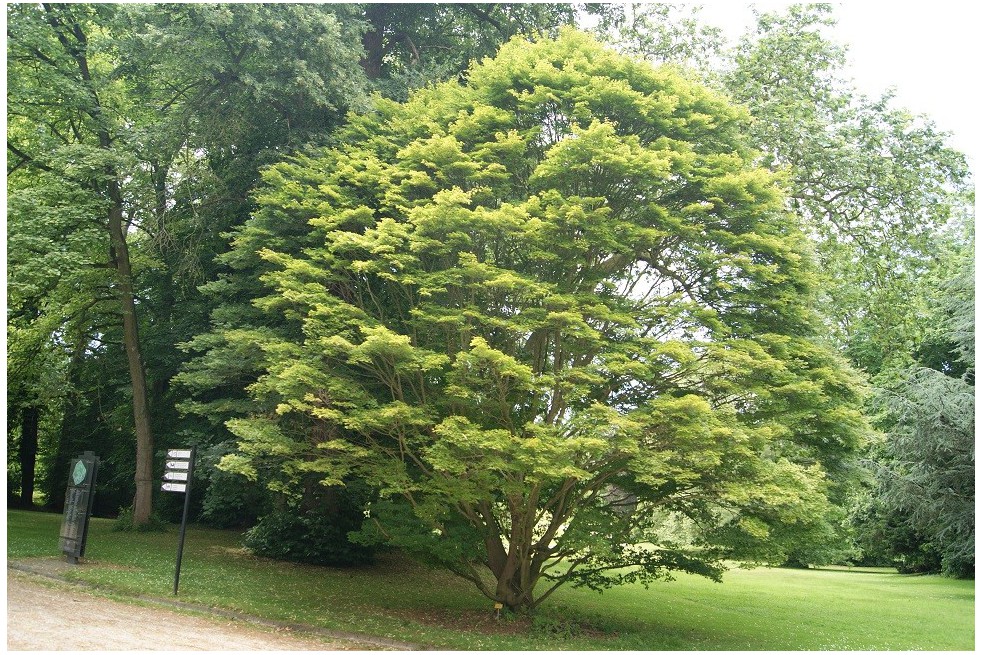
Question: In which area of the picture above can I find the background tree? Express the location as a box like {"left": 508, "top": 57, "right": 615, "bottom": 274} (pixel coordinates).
{"left": 217, "top": 31, "right": 866, "bottom": 611}
{"left": 723, "top": 4, "right": 970, "bottom": 374}
{"left": 590, "top": 2, "right": 726, "bottom": 73}
{"left": 859, "top": 253, "right": 974, "bottom": 576}
{"left": 359, "top": 3, "right": 579, "bottom": 98}
{"left": 6, "top": 3, "right": 367, "bottom": 523}
{"left": 7, "top": 3, "right": 160, "bottom": 518}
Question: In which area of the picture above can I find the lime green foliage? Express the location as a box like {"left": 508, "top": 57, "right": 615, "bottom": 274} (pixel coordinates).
{"left": 7, "top": 511, "right": 974, "bottom": 650}
{"left": 219, "top": 30, "right": 868, "bottom": 610}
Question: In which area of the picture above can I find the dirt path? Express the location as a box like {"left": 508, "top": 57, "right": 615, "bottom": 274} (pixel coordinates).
{"left": 6, "top": 569, "right": 376, "bottom": 651}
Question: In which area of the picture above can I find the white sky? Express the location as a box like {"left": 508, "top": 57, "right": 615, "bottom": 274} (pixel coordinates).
{"left": 698, "top": 1, "right": 980, "bottom": 174}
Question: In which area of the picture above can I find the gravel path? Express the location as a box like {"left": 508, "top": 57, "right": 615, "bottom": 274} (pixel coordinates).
{"left": 6, "top": 568, "right": 375, "bottom": 651}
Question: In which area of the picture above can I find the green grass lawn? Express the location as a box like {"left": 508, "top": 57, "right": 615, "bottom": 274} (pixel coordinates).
{"left": 7, "top": 510, "right": 974, "bottom": 650}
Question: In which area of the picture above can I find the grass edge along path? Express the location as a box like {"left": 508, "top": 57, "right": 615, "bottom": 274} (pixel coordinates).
{"left": 6, "top": 510, "right": 975, "bottom": 650}
{"left": 7, "top": 562, "right": 423, "bottom": 650}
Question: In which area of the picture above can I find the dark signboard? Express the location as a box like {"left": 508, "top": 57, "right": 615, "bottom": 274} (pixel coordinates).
{"left": 59, "top": 451, "right": 99, "bottom": 563}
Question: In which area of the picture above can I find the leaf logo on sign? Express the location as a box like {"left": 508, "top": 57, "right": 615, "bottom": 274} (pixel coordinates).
{"left": 72, "top": 460, "right": 88, "bottom": 485}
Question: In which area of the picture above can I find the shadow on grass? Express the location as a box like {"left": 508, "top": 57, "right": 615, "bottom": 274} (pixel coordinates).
{"left": 809, "top": 565, "right": 899, "bottom": 575}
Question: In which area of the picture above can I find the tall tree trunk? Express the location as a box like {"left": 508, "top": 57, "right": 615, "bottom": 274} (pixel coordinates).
{"left": 107, "top": 184, "right": 155, "bottom": 526}
{"left": 360, "top": 4, "right": 387, "bottom": 79}
{"left": 18, "top": 406, "right": 40, "bottom": 508}
{"left": 41, "top": 4, "right": 156, "bottom": 525}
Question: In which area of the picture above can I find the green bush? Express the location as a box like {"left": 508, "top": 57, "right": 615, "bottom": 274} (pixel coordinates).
{"left": 112, "top": 506, "right": 169, "bottom": 532}
{"left": 197, "top": 443, "right": 271, "bottom": 529}
{"left": 243, "top": 510, "right": 375, "bottom": 566}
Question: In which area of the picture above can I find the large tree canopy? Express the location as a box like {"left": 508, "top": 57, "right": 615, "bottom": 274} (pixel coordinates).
{"left": 217, "top": 30, "right": 866, "bottom": 610}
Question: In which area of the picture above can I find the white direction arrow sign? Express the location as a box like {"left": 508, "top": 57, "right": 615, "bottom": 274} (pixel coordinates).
{"left": 163, "top": 471, "right": 188, "bottom": 482}
{"left": 161, "top": 482, "right": 187, "bottom": 493}
{"left": 168, "top": 449, "right": 192, "bottom": 459}
{"left": 166, "top": 460, "right": 190, "bottom": 470}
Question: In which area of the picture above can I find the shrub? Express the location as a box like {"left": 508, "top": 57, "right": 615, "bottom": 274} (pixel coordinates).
{"left": 243, "top": 510, "right": 375, "bottom": 566}
{"left": 198, "top": 443, "right": 271, "bottom": 529}
{"left": 112, "top": 506, "right": 169, "bottom": 532}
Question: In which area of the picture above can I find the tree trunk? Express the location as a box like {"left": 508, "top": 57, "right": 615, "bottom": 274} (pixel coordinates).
{"left": 42, "top": 3, "right": 157, "bottom": 527}
{"left": 107, "top": 185, "right": 155, "bottom": 526}
{"left": 493, "top": 566, "right": 538, "bottom": 612}
{"left": 483, "top": 511, "right": 540, "bottom": 612}
{"left": 360, "top": 4, "right": 387, "bottom": 79}
{"left": 18, "top": 406, "right": 40, "bottom": 508}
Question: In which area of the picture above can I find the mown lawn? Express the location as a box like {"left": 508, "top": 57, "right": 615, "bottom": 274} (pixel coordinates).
{"left": 7, "top": 510, "right": 974, "bottom": 650}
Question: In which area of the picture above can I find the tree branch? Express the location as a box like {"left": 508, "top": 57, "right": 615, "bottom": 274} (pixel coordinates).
{"left": 463, "top": 4, "right": 507, "bottom": 38}
{"left": 7, "top": 141, "right": 54, "bottom": 173}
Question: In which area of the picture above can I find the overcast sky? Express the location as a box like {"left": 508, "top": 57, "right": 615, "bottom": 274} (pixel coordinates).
{"left": 835, "top": 2, "right": 978, "bottom": 171}
{"left": 697, "top": 1, "right": 979, "bottom": 173}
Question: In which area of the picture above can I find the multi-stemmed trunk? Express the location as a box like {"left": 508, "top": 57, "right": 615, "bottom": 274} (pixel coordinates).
{"left": 473, "top": 484, "right": 578, "bottom": 613}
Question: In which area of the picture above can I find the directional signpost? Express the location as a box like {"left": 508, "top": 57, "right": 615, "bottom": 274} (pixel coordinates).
{"left": 161, "top": 447, "right": 195, "bottom": 594}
